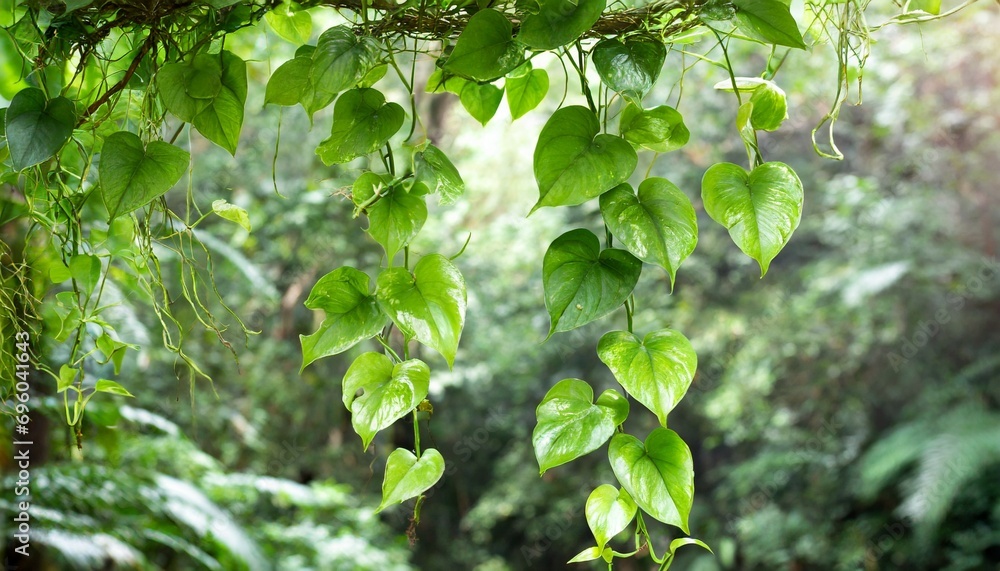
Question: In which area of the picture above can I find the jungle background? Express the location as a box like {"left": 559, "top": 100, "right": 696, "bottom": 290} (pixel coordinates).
{"left": 1, "top": 3, "right": 999, "bottom": 570}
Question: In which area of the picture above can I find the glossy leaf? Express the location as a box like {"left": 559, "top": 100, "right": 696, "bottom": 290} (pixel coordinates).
{"left": 342, "top": 352, "right": 430, "bottom": 450}
{"left": 713, "top": 77, "right": 787, "bottom": 131}
{"left": 378, "top": 448, "right": 445, "bottom": 512}
{"left": 609, "top": 429, "right": 694, "bottom": 532}
{"left": 412, "top": 144, "right": 465, "bottom": 205}
{"left": 5, "top": 87, "right": 75, "bottom": 170}
{"left": 542, "top": 229, "right": 642, "bottom": 337}
{"left": 99, "top": 131, "right": 189, "bottom": 222}
{"left": 376, "top": 254, "right": 467, "bottom": 367}
{"left": 732, "top": 0, "right": 807, "bottom": 49}
{"left": 353, "top": 173, "right": 427, "bottom": 259}
{"left": 316, "top": 88, "right": 404, "bottom": 165}
{"left": 597, "top": 328, "right": 697, "bottom": 426}
{"left": 311, "top": 25, "right": 379, "bottom": 94}
{"left": 94, "top": 379, "right": 134, "bottom": 398}
{"left": 211, "top": 199, "right": 251, "bottom": 232}
{"left": 532, "top": 106, "right": 637, "bottom": 212}
{"left": 568, "top": 547, "right": 604, "bottom": 563}
{"left": 505, "top": 66, "right": 549, "bottom": 120}
{"left": 518, "top": 0, "right": 606, "bottom": 50}
{"left": 592, "top": 38, "right": 666, "bottom": 104}
{"left": 532, "top": 379, "right": 628, "bottom": 473}
{"left": 599, "top": 179, "right": 697, "bottom": 288}
{"left": 619, "top": 104, "right": 690, "bottom": 153}
{"left": 701, "top": 161, "right": 804, "bottom": 276}
{"left": 586, "top": 484, "right": 637, "bottom": 550}
{"left": 300, "top": 267, "right": 387, "bottom": 371}
{"left": 444, "top": 9, "right": 523, "bottom": 81}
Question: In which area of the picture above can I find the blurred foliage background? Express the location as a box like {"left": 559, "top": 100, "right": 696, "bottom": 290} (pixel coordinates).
{"left": 1, "top": 3, "right": 999, "bottom": 570}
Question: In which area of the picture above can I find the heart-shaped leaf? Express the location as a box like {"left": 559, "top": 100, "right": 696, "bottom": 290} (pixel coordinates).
{"left": 532, "top": 106, "right": 637, "bottom": 212}
{"left": 517, "top": 0, "right": 606, "bottom": 50}
{"left": 543, "top": 229, "right": 641, "bottom": 338}
{"left": 342, "top": 352, "right": 430, "bottom": 450}
{"left": 701, "top": 161, "right": 803, "bottom": 276}
{"left": 732, "top": 0, "right": 806, "bottom": 49}
{"left": 444, "top": 9, "right": 523, "bottom": 81}
{"left": 376, "top": 254, "right": 467, "bottom": 367}
{"left": 609, "top": 429, "right": 694, "bottom": 532}
{"left": 586, "top": 484, "right": 637, "bottom": 551}
{"left": 505, "top": 66, "right": 549, "bottom": 120}
{"left": 599, "top": 179, "right": 697, "bottom": 288}
{"left": 300, "top": 267, "right": 388, "bottom": 371}
{"left": 353, "top": 172, "right": 427, "bottom": 260}
{"left": 5, "top": 87, "right": 76, "bottom": 170}
{"left": 411, "top": 144, "right": 465, "bottom": 205}
{"left": 311, "top": 25, "right": 379, "bottom": 94}
{"left": 159, "top": 51, "right": 247, "bottom": 155}
{"left": 458, "top": 81, "right": 504, "bottom": 125}
{"left": 99, "top": 131, "right": 189, "bottom": 222}
{"left": 316, "top": 88, "right": 405, "bottom": 165}
{"left": 532, "top": 378, "right": 629, "bottom": 474}
{"left": 597, "top": 328, "right": 697, "bottom": 426}
{"left": 713, "top": 77, "right": 788, "bottom": 131}
{"left": 592, "top": 38, "right": 666, "bottom": 104}
{"left": 264, "top": 0, "right": 312, "bottom": 44}
{"left": 265, "top": 56, "right": 313, "bottom": 106}
{"left": 378, "top": 448, "right": 446, "bottom": 512}
{"left": 619, "top": 104, "right": 690, "bottom": 153}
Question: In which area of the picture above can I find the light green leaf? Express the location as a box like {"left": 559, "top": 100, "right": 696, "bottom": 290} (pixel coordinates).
{"left": 586, "top": 485, "right": 637, "bottom": 551}
{"left": 568, "top": 547, "right": 603, "bottom": 563}
{"left": 713, "top": 77, "right": 787, "bottom": 131}
{"left": 412, "top": 145, "right": 465, "bottom": 205}
{"left": 265, "top": 1, "right": 312, "bottom": 44}
{"left": 95, "top": 333, "right": 132, "bottom": 375}
{"left": 316, "top": 88, "right": 404, "bottom": 165}
{"left": 592, "top": 38, "right": 666, "bottom": 104}
{"left": 57, "top": 364, "right": 77, "bottom": 393}
{"left": 378, "top": 448, "right": 445, "bottom": 512}
{"left": 505, "top": 67, "right": 548, "bottom": 120}
{"left": 543, "top": 229, "right": 642, "bottom": 337}
{"left": 311, "top": 25, "right": 379, "bottom": 94}
{"left": 668, "top": 537, "right": 713, "bottom": 556}
{"left": 95, "top": 379, "right": 134, "bottom": 398}
{"left": 376, "top": 254, "right": 467, "bottom": 368}
{"left": 300, "top": 267, "right": 387, "bottom": 371}
{"left": 99, "top": 131, "right": 189, "bottom": 222}
{"left": 212, "top": 199, "right": 251, "bottom": 232}
{"left": 342, "top": 352, "right": 430, "bottom": 450}
{"left": 908, "top": 0, "right": 941, "bottom": 14}
{"left": 69, "top": 254, "right": 101, "bottom": 298}
{"left": 459, "top": 81, "right": 504, "bottom": 125}
{"left": 597, "top": 328, "right": 697, "bottom": 426}
{"left": 701, "top": 161, "right": 804, "bottom": 276}
{"left": 517, "top": 0, "right": 606, "bottom": 50}
{"left": 619, "top": 104, "right": 690, "bottom": 153}
{"left": 444, "top": 9, "right": 523, "bottom": 81}
{"left": 5, "top": 87, "right": 76, "bottom": 170}
{"left": 732, "top": 0, "right": 806, "bottom": 49}
{"left": 609, "top": 429, "right": 694, "bottom": 532}
{"left": 532, "top": 379, "right": 629, "bottom": 473}
{"left": 264, "top": 56, "right": 313, "bottom": 106}
{"left": 353, "top": 173, "right": 427, "bottom": 259}
{"left": 599, "top": 179, "right": 697, "bottom": 288}
{"left": 532, "top": 106, "right": 637, "bottom": 212}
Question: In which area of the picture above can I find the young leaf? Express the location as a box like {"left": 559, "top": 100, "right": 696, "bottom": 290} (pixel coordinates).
{"left": 459, "top": 81, "right": 504, "bottom": 125}
{"left": 412, "top": 145, "right": 465, "bottom": 204}
{"left": 311, "top": 25, "right": 379, "bottom": 94}
{"left": 316, "top": 88, "right": 404, "bottom": 165}
{"left": 608, "top": 429, "right": 694, "bottom": 532}
{"left": 378, "top": 448, "right": 446, "bottom": 512}
{"left": 265, "top": 0, "right": 312, "bottom": 44}
{"left": 619, "top": 104, "right": 690, "bottom": 153}
{"left": 212, "top": 199, "right": 251, "bottom": 232}
{"left": 300, "top": 267, "right": 387, "bottom": 371}
{"left": 599, "top": 179, "right": 698, "bottom": 288}
{"left": 542, "top": 229, "right": 642, "bottom": 337}
{"left": 57, "top": 364, "right": 77, "bottom": 393}
{"left": 376, "top": 254, "right": 467, "bottom": 368}
{"left": 586, "top": 485, "right": 638, "bottom": 551}
{"left": 532, "top": 379, "right": 629, "bottom": 473}
{"left": 353, "top": 173, "right": 427, "bottom": 259}
{"left": 713, "top": 77, "right": 788, "bottom": 131}
{"left": 95, "top": 379, "right": 135, "bottom": 398}
{"left": 505, "top": 67, "right": 549, "bottom": 120}
{"left": 517, "top": 0, "right": 606, "bottom": 50}
{"left": 591, "top": 38, "right": 666, "bottom": 104}
{"left": 99, "top": 131, "right": 189, "bottom": 222}
{"left": 732, "top": 0, "right": 807, "bottom": 49}
{"left": 5, "top": 87, "right": 76, "bottom": 170}
{"left": 701, "top": 161, "right": 804, "bottom": 276}
{"left": 342, "top": 352, "right": 430, "bottom": 450}
{"left": 597, "top": 328, "right": 698, "bottom": 426}
{"left": 444, "top": 9, "right": 523, "bottom": 81}
{"left": 532, "top": 106, "right": 637, "bottom": 212}
{"left": 568, "top": 547, "right": 603, "bottom": 563}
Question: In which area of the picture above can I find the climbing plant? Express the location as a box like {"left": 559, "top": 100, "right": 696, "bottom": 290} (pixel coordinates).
{"left": 0, "top": 0, "right": 978, "bottom": 566}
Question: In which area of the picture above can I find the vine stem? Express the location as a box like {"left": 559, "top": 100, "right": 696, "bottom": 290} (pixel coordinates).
{"left": 77, "top": 33, "right": 156, "bottom": 126}
{"left": 413, "top": 409, "right": 421, "bottom": 456}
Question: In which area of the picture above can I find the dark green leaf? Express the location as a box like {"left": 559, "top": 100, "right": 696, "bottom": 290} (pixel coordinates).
{"left": 592, "top": 38, "right": 666, "bottom": 104}
{"left": 517, "top": 0, "right": 606, "bottom": 50}
{"left": 300, "top": 267, "right": 387, "bottom": 371}
{"left": 732, "top": 0, "right": 806, "bottom": 49}
{"left": 5, "top": 87, "right": 76, "bottom": 170}
{"left": 444, "top": 9, "right": 523, "bottom": 81}
{"left": 619, "top": 104, "right": 690, "bottom": 153}
{"left": 316, "top": 88, "right": 405, "bottom": 165}
{"left": 342, "top": 352, "right": 430, "bottom": 449}
{"left": 532, "top": 378, "right": 629, "bottom": 473}
{"left": 609, "top": 429, "right": 694, "bottom": 531}
{"left": 99, "top": 131, "right": 189, "bottom": 222}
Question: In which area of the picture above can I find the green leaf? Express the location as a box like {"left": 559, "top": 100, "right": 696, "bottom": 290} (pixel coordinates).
{"left": 57, "top": 364, "right": 77, "bottom": 393}
{"left": 599, "top": 179, "right": 697, "bottom": 288}
{"left": 265, "top": 1, "right": 312, "bottom": 44}
{"left": 459, "top": 81, "right": 504, "bottom": 126}
{"left": 668, "top": 537, "right": 713, "bottom": 556}
{"left": 597, "top": 328, "right": 698, "bottom": 426}
{"left": 619, "top": 104, "right": 690, "bottom": 153}
{"left": 376, "top": 254, "right": 467, "bottom": 367}
{"left": 412, "top": 145, "right": 465, "bottom": 205}
{"left": 701, "top": 161, "right": 803, "bottom": 276}
{"left": 5, "top": 87, "right": 76, "bottom": 170}
{"left": 378, "top": 448, "right": 445, "bottom": 512}
{"left": 95, "top": 333, "right": 131, "bottom": 375}
{"left": 264, "top": 56, "right": 313, "bottom": 106}
{"left": 908, "top": 0, "right": 941, "bottom": 14}
{"left": 353, "top": 173, "right": 427, "bottom": 259}
{"left": 568, "top": 547, "right": 603, "bottom": 563}
{"left": 713, "top": 77, "right": 787, "bottom": 131}
{"left": 95, "top": 379, "right": 134, "bottom": 398}
{"left": 212, "top": 199, "right": 251, "bottom": 231}
{"left": 517, "top": 0, "right": 606, "bottom": 50}
{"left": 505, "top": 67, "right": 549, "bottom": 120}
{"left": 542, "top": 229, "right": 642, "bottom": 337}
{"left": 532, "top": 379, "right": 628, "bottom": 473}
{"left": 342, "top": 352, "right": 430, "bottom": 450}
{"left": 99, "top": 131, "right": 189, "bottom": 222}
{"left": 586, "top": 485, "right": 638, "bottom": 551}
{"left": 444, "top": 9, "right": 523, "bottom": 81}
{"left": 532, "top": 106, "right": 637, "bottom": 212}
{"left": 732, "top": 0, "right": 807, "bottom": 49}
{"left": 591, "top": 38, "right": 666, "bottom": 104}
{"left": 311, "top": 25, "right": 379, "bottom": 94}
{"left": 608, "top": 429, "right": 694, "bottom": 532}
{"left": 69, "top": 254, "right": 101, "bottom": 298}
{"left": 300, "top": 267, "right": 387, "bottom": 371}
{"left": 316, "top": 88, "right": 405, "bottom": 165}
